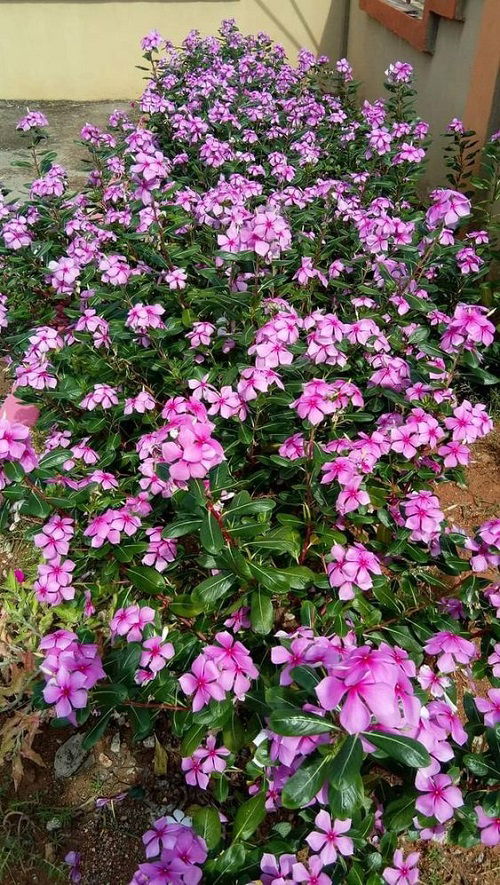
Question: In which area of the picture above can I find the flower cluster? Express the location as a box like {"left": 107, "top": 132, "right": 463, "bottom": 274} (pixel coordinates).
{"left": 40, "top": 630, "right": 104, "bottom": 724}
{"left": 0, "top": 19, "right": 498, "bottom": 885}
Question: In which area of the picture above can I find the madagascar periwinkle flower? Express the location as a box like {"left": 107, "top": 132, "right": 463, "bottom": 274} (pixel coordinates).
{"left": 1, "top": 20, "right": 499, "bottom": 883}
{"left": 475, "top": 806, "right": 500, "bottom": 846}
{"left": 382, "top": 850, "right": 419, "bottom": 885}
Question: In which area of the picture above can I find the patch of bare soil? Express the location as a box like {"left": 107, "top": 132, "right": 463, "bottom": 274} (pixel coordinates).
{"left": 1, "top": 716, "right": 212, "bottom": 885}
{"left": 438, "top": 425, "right": 500, "bottom": 536}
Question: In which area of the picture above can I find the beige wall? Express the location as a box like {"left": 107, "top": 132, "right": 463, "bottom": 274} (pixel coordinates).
{"left": 346, "top": 0, "right": 485, "bottom": 185}
{"left": 0, "top": 0, "right": 347, "bottom": 100}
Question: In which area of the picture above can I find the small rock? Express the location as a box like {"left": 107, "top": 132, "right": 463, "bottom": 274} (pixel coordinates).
{"left": 98, "top": 752, "right": 113, "bottom": 768}
{"left": 142, "top": 735, "right": 155, "bottom": 749}
{"left": 54, "top": 733, "right": 89, "bottom": 778}
{"left": 110, "top": 733, "right": 121, "bottom": 754}
{"left": 46, "top": 817, "right": 62, "bottom": 832}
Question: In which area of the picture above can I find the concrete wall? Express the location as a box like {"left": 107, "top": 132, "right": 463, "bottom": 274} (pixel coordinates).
{"left": 346, "top": 0, "right": 486, "bottom": 185}
{"left": 0, "top": 0, "right": 347, "bottom": 100}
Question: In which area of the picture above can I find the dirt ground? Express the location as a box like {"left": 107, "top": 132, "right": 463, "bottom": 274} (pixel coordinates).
{"left": 0, "top": 100, "right": 132, "bottom": 199}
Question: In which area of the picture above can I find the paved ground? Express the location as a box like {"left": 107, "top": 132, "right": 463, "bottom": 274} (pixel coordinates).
{"left": 0, "top": 100, "right": 133, "bottom": 198}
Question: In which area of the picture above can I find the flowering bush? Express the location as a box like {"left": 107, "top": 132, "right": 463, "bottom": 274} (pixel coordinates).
{"left": 1, "top": 19, "right": 500, "bottom": 885}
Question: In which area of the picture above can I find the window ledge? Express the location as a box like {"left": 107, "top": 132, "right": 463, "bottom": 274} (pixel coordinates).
{"left": 359, "top": 0, "right": 464, "bottom": 52}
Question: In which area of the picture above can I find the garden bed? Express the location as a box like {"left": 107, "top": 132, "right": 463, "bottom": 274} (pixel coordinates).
{"left": 0, "top": 20, "right": 499, "bottom": 885}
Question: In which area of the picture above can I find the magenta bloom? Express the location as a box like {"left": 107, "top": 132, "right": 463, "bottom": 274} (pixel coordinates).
{"left": 197, "top": 735, "right": 230, "bottom": 774}
{"left": 382, "top": 849, "right": 420, "bottom": 885}
{"left": 475, "top": 688, "right": 500, "bottom": 726}
{"left": 43, "top": 667, "right": 88, "bottom": 724}
{"left": 306, "top": 811, "right": 353, "bottom": 865}
{"left": 261, "top": 852, "right": 297, "bottom": 885}
{"left": 292, "top": 854, "right": 331, "bottom": 884}
{"left": 415, "top": 769, "right": 463, "bottom": 822}
{"left": 475, "top": 806, "right": 500, "bottom": 846}
{"left": 140, "top": 635, "right": 175, "bottom": 673}
{"left": 178, "top": 653, "right": 226, "bottom": 711}
{"left": 424, "top": 631, "right": 476, "bottom": 673}
{"left": 181, "top": 751, "right": 210, "bottom": 790}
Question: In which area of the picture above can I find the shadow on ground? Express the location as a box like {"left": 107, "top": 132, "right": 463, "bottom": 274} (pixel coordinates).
{"left": 0, "top": 100, "right": 133, "bottom": 198}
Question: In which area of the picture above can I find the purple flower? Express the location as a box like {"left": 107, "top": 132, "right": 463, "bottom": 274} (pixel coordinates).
{"left": 475, "top": 806, "right": 500, "bottom": 846}
{"left": 475, "top": 688, "right": 500, "bottom": 726}
{"left": 64, "top": 851, "right": 82, "bottom": 883}
{"left": 382, "top": 849, "right": 419, "bottom": 885}
{"left": 43, "top": 667, "right": 88, "bottom": 725}
{"left": 305, "top": 811, "right": 353, "bottom": 865}
{"left": 415, "top": 766, "right": 463, "bottom": 822}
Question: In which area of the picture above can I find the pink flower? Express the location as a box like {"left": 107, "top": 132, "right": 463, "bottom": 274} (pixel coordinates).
{"left": 292, "top": 854, "right": 331, "bottom": 884}
{"left": 424, "top": 631, "right": 476, "bottom": 673}
{"left": 80, "top": 384, "right": 119, "bottom": 410}
{"left": 110, "top": 604, "right": 155, "bottom": 642}
{"left": 327, "top": 543, "right": 381, "bottom": 600}
{"left": 181, "top": 751, "right": 210, "bottom": 789}
{"left": 197, "top": 735, "right": 230, "bottom": 774}
{"left": 179, "top": 654, "right": 226, "bottom": 711}
{"left": 261, "top": 852, "right": 297, "bottom": 885}
{"left": 305, "top": 811, "right": 353, "bottom": 865}
{"left": 43, "top": 667, "right": 88, "bottom": 724}
{"left": 140, "top": 635, "right": 175, "bottom": 673}
{"left": 164, "top": 266, "right": 187, "bottom": 290}
{"left": 415, "top": 768, "right": 463, "bottom": 822}
{"left": 475, "top": 806, "right": 500, "bottom": 846}
{"left": 17, "top": 110, "right": 49, "bottom": 131}
{"left": 382, "top": 849, "right": 420, "bottom": 885}
{"left": 336, "top": 477, "right": 370, "bottom": 516}
{"left": 205, "top": 631, "right": 258, "bottom": 699}
{"left": 475, "top": 688, "right": 500, "bottom": 726}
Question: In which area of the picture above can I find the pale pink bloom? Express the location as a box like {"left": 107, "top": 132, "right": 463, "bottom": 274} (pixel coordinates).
{"left": 382, "top": 849, "right": 420, "bottom": 885}
{"left": 475, "top": 806, "right": 500, "bottom": 846}
{"left": 475, "top": 688, "right": 500, "bottom": 726}
{"left": 179, "top": 654, "right": 226, "bottom": 711}
{"left": 305, "top": 811, "right": 353, "bottom": 865}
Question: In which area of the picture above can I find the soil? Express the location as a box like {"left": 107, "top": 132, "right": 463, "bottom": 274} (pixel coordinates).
{"left": 437, "top": 425, "right": 500, "bottom": 537}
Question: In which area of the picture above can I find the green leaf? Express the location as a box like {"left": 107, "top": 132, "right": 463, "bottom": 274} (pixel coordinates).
{"left": 226, "top": 493, "right": 276, "bottom": 520}
{"left": 169, "top": 595, "right": 205, "bottom": 617}
{"left": 192, "top": 572, "right": 236, "bottom": 609}
{"left": 384, "top": 793, "right": 418, "bottom": 832}
{"left": 125, "top": 566, "right": 165, "bottom": 595}
{"left": 211, "top": 843, "right": 246, "bottom": 875}
{"left": 19, "top": 489, "right": 52, "bottom": 518}
{"left": 363, "top": 731, "right": 430, "bottom": 768}
{"left": 114, "top": 541, "right": 148, "bottom": 563}
{"left": 268, "top": 709, "right": 333, "bottom": 737}
{"left": 464, "top": 753, "right": 500, "bottom": 779}
{"left": 250, "top": 589, "right": 274, "bottom": 635}
{"left": 330, "top": 773, "right": 364, "bottom": 817}
{"left": 232, "top": 791, "right": 266, "bottom": 841}
{"left": 162, "top": 517, "right": 202, "bottom": 538}
{"left": 200, "top": 511, "right": 225, "bottom": 553}
{"left": 192, "top": 806, "right": 222, "bottom": 850}
{"left": 180, "top": 724, "right": 206, "bottom": 757}
{"left": 82, "top": 711, "right": 113, "bottom": 750}
{"left": 281, "top": 754, "right": 334, "bottom": 809}
{"left": 247, "top": 562, "right": 290, "bottom": 592}
{"left": 290, "top": 666, "right": 322, "bottom": 692}
{"left": 38, "top": 449, "right": 72, "bottom": 470}
{"left": 223, "top": 711, "right": 245, "bottom": 753}
{"left": 92, "top": 683, "right": 129, "bottom": 710}
{"left": 330, "top": 736, "right": 363, "bottom": 788}
{"left": 128, "top": 705, "right": 155, "bottom": 741}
